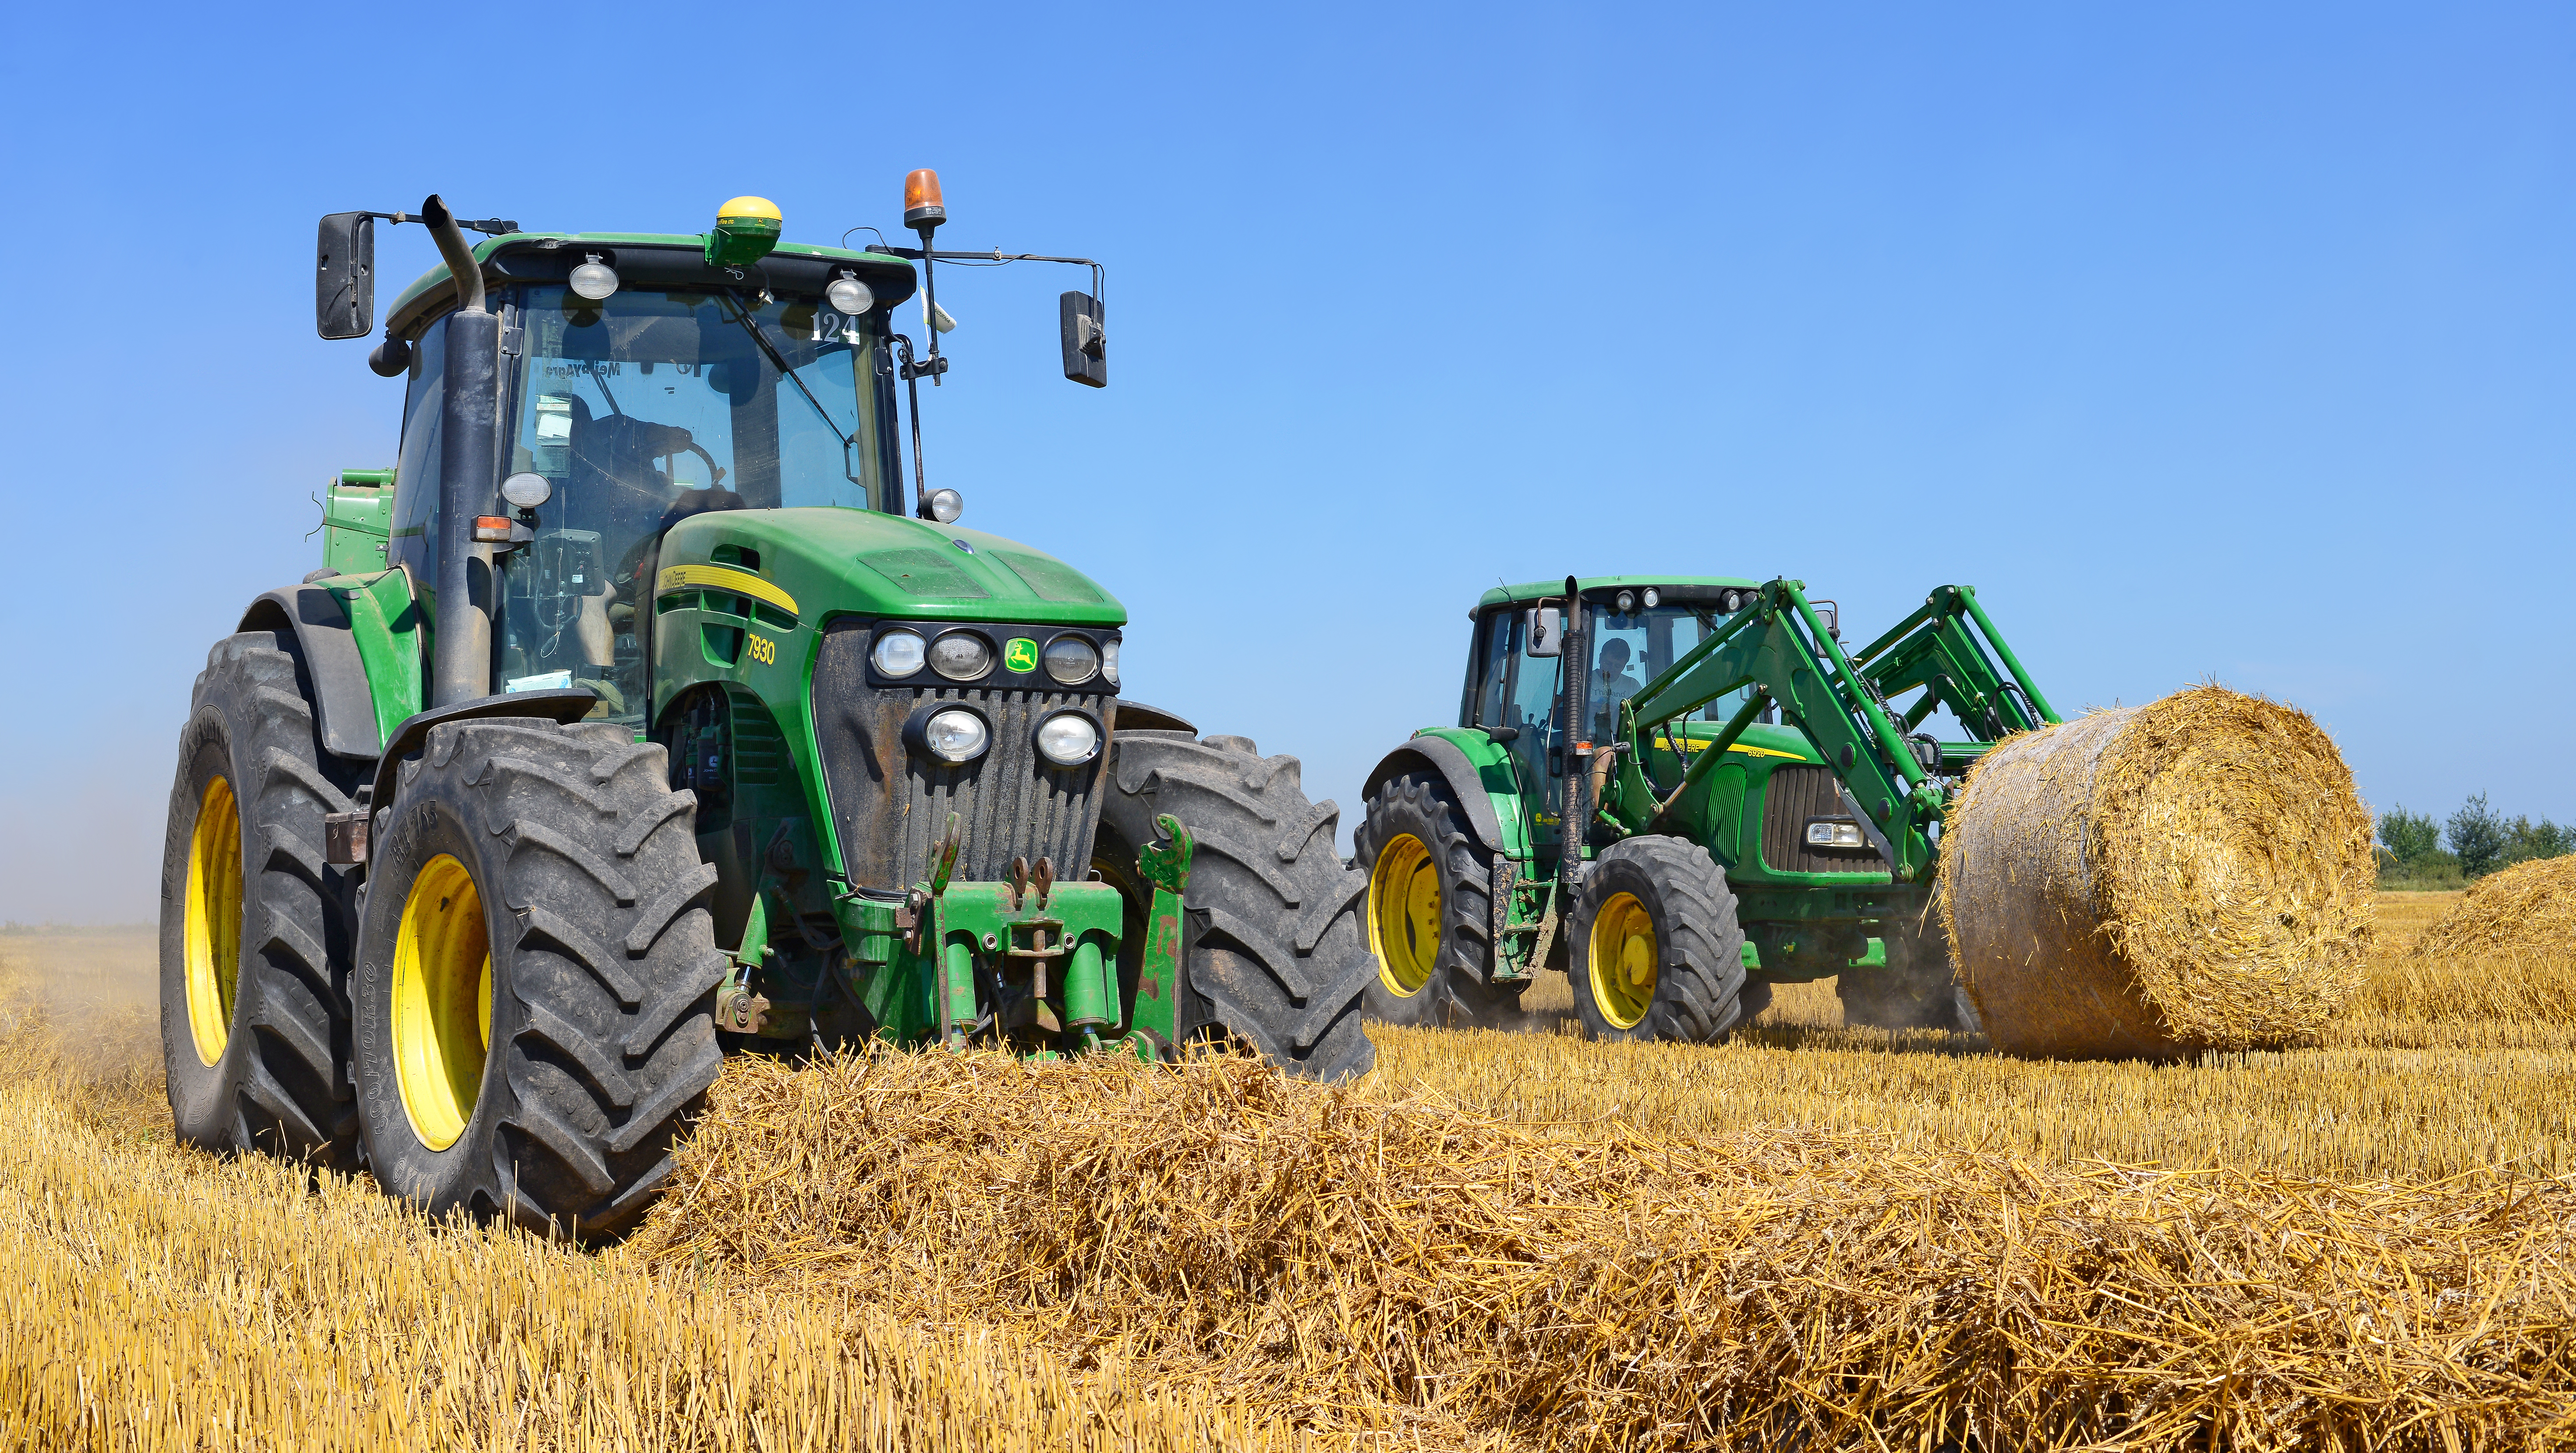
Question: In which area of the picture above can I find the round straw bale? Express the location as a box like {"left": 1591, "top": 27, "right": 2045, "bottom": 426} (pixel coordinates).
{"left": 2410, "top": 855, "right": 2576, "bottom": 960}
{"left": 1936, "top": 685, "right": 2374, "bottom": 1058}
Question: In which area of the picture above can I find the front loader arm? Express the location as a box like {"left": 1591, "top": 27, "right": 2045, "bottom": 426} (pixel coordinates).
{"left": 1848, "top": 585, "right": 2057, "bottom": 767}
{"left": 1605, "top": 579, "right": 2059, "bottom": 884}
{"left": 1611, "top": 580, "right": 1937, "bottom": 877}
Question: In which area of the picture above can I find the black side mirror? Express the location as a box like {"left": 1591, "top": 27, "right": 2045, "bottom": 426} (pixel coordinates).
{"left": 1058, "top": 291, "right": 1107, "bottom": 388}
{"left": 317, "top": 212, "right": 375, "bottom": 340}
{"left": 1526, "top": 606, "right": 1565, "bottom": 657}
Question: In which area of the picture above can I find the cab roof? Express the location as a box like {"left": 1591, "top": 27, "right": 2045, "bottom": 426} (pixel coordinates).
{"left": 383, "top": 232, "right": 920, "bottom": 340}
{"left": 1472, "top": 574, "right": 1762, "bottom": 618}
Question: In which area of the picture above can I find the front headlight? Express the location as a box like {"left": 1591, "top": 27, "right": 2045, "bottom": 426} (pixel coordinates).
{"left": 922, "top": 709, "right": 991, "bottom": 763}
{"left": 1036, "top": 712, "right": 1101, "bottom": 766}
{"left": 928, "top": 631, "right": 993, "bottom": 680}
{"left": 1042, "top": 634, "right": 1099, "bottom": 686}
{"left": 1805, "top": 820, "right": 1866, "bottom": 849}
{"left": 871, "top": 628, "right": 926, "bottom": 677}
{"left": 1101, "top": 638, "right": 1119, "bottom": 687}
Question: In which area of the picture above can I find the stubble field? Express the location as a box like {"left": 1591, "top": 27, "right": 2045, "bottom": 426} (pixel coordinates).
{"left": 4, "top": 891, "right": 2572, "bottom": 1450}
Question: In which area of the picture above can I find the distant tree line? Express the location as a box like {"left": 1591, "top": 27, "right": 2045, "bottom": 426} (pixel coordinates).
{"left": 2377, "top": 794, "right": 2571, "bottom": 885}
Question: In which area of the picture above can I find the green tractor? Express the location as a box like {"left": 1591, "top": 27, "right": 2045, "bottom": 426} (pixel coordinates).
{"left": 159, "top": 181, "right": 1374, "bottom": 1237}
{"left": 1355, "top": 574, "right": 2058, "bottom": 1039}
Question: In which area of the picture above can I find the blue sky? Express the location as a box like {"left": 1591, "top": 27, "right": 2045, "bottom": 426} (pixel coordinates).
{"left": 2, "top": 3, "right": 2569, "bottom": 921}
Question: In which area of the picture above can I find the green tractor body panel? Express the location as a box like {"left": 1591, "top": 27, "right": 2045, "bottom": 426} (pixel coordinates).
{"left": 638, "top": 505, "right": 1132, "bottom": 1039}
{"left": 322, "top": 470, "right": 395, "bottom": 576}
{"left": 331, "top": 568, "right": 425, "bottom": 745}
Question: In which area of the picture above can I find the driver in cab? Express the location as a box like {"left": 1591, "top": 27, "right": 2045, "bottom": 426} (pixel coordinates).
{"left": 1590, "top": 636, "right": 1643, "bottom": 742}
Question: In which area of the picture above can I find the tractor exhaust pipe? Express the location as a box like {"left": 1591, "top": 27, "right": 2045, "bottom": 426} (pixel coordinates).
{"left": 1558, "top": 575, "right": 1590, "bottom": 888}
{"left": 422, "top": 195, "right": 501, "bottom": 708}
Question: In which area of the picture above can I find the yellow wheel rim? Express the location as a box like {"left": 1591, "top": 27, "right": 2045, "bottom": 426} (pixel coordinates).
{"left": 1368, "top": 833, "right": 1443, "bottom": 997}
{"left": 183, "top": 776, "right": 243, "bottom": 1067}
{"left": 391, "top": 854, "right": 492, "bottom": 1152}
{"left": 1588, "top": 891, "right": 1658, "bottom": 1030}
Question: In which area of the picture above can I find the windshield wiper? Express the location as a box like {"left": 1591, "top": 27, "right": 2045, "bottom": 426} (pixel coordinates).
{"left": 715, "top": 292, "right": 868, "bottom": 491}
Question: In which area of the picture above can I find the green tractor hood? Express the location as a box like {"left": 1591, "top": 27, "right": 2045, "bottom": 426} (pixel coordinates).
{"left": 658, "top": 507, "right": 1129, "bottom": 630}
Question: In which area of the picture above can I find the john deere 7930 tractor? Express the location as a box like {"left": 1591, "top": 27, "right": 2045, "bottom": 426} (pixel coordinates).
{"left": 1356, "top": 574, "right": 2057, "bottom": 1040}
{"left": 159, "top": 180, "right": 1374, "bottom": 1237}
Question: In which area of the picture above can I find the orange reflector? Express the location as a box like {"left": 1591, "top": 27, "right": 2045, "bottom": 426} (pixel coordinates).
{"left": 472, "top": 516, "right": 513, "bottom": 542}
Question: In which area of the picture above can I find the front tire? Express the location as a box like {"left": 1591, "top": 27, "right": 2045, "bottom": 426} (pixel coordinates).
{"left": 1354, "top": 771, "right": 1522, "bottom": 1028}
{"left": 351, "top": 719, "right": 725, "bottom": 1238}
{"left": 158, "top": 632, "right": 361, "bottom": 1168}
{"left": 1097, "top": 730, "right": 1375, "bottom": 1081}
{"left": 1567, "top": 836, "right": 1750, "bottom": 1043}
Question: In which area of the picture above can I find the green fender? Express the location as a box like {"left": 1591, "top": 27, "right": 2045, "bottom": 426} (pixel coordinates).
{"left": 237, "top": 567, "right": 426, "bottom": 768}
{"left": 1359, "top": 727, "right": 1531, "bottom": 861}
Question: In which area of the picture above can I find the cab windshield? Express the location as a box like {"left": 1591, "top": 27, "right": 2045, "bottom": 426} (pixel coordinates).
{"left": 1585, "top": 601, "right": 1753, "bottom": 743}
{"left": 491, "top": 283, "right": 897, "bottom": 723}
{"left": 508, "top": 283, "right": 892, "bottom": 516}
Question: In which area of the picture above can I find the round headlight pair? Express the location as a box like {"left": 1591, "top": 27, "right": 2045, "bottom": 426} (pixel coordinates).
{"left": 872, "top": 628, "right": 992, "bottom": 682}
{"left": 907, "top": 705, "right": 1097, "bottom": 768}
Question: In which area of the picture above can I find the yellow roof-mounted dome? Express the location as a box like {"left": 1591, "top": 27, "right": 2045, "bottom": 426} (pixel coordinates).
{"left": 706, "top": 195, "right": 783, "bottom": 268}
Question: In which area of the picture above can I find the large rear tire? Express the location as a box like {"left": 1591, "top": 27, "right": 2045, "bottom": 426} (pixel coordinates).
{"left": 350, "top": 718, "right": 725, "bottom": 1238}
{"left": 1567, "top": 836, "right": 1750, "bottom": 1043}
{"left": 1096, "top": 730, "right": 1375, "bottom": 1081}
{"left": 1353, "top": 770, "right": 1523, "bottom": 1028}
{"left": 158, "top": 632, "right": 361, "bottom": 1168}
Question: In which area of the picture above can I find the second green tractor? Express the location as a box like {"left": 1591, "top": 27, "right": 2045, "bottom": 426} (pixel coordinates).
{"left": 1356, "top": 574, "right": 2059, "bottom": 1040}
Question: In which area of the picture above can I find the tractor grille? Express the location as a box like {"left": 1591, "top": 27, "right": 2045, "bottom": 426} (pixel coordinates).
{"left": 1760, "top": 765, "right": 1889, "bottom": 875}
{"left": 811, "top": 620, "right": 1106, "bottom": 888}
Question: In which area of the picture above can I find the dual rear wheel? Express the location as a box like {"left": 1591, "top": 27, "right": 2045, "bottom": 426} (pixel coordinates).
{"left": 162, "top": 650, "right": 724, "bottom": 1238}
{"left": 350, "top": 718, "right": 725, "bottom": 1237}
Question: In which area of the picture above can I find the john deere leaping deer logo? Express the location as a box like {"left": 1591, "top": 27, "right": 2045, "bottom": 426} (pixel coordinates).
{"left": 1004, "top": 638, "right": 1039, "bottom": 673}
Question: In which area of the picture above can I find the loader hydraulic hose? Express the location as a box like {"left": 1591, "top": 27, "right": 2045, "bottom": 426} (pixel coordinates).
{"left": 422, "top": 195, "right": 501, "bottom": 707}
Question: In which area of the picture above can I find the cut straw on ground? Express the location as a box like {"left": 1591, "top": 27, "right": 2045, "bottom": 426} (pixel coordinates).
{"left": 8, "top": 909, "right": 2576, "bottom": 1449}
{"left": 644, "top": 1045, "right": 2576, "bottom": 1451}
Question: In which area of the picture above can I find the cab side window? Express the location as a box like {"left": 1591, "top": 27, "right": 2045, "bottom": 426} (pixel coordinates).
{"left": 1472, "top": 608, "right": 1515, "bottom": 730}
{"left": 387, "top": 316, "right": 449, "bottom": 582}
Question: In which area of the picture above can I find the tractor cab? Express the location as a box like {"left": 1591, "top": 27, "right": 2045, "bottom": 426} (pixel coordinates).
{"left": 375, "top": 226, "right": 917, "bottom": 724}
{"left": 1458, "top": 577, "right": 1766, "bottom": 857}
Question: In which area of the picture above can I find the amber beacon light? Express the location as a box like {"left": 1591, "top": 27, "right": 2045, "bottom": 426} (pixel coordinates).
{"left": 903, "top": 169, "right": 946, "bottom": 234}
